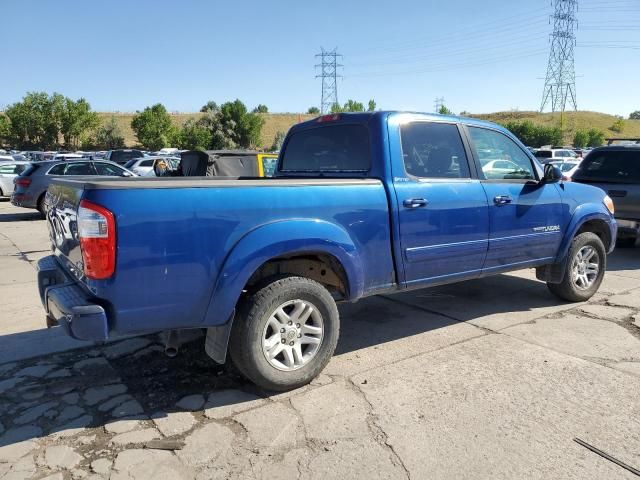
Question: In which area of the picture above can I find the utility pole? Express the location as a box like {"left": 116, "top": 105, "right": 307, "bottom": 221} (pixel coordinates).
{"left": 434, "top": 97, "right": 445, "bottom": 113}
{"left": 315, "top": 48, "right": 343, "bottom": 114}
{"left": 540, "top": 0, "right": 578, "bottom": 116}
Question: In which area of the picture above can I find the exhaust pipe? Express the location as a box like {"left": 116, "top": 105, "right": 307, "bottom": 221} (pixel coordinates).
{"left": 164, "top": 330, "right": 180, "bottom": 358}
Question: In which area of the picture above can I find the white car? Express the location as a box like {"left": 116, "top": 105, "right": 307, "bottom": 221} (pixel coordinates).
{"left": 0, "top": 161, "right": 31, "bottom": 197}
{"left": 482, "top": 159, "right": 526, "bottom": 178}
{"left": 124, "top": 156, "right": 179, "bottom": 176}
{"left": 534, "top": 148, "right": 577, "bottom": 163}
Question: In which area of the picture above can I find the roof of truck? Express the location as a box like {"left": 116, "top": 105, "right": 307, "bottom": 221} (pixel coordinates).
{"left": 295, "top": 111, "right": 509, "bottom": 133}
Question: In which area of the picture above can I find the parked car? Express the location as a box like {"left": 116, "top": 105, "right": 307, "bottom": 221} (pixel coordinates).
{"left": 572, "top": 145, "right": 640, "bottom": 247}
{"left": 125, "top": 156, "right": 179, "bottom": 176}
{"left": 11, "top": 159, "right": 135, "bottom": 217}
{"left": 104, "top": 149, "right": 144, "bottom": 165}
{"left": 535, "top": 148, "right": 577, "bottom": 163}
{"left": 0, "top": 161, "right": 31, "bottom": 197}
{"left": 143, "top": 157, "right": 181, "bottom": 176}
{"left": 549, "top": 160, "right": 581, "bottom": 180}
{"left": 0, "top": 155, "right": 17, "bottom": 162}
{"left": 39, "top": 111, "right": 615, "bottom": 391}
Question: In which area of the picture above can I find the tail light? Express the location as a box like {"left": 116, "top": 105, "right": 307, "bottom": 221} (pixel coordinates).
{"left": 317, "top": 114, "right": 341, "bottom": 123}
{"left": 78, "top": 200, "right": 116, "bottom": 279}
{"left": 14, "top": 177, "right": 32, "bottom": 187}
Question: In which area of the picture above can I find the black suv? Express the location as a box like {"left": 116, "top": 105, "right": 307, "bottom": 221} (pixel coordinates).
{"left": 572, "top": 145, "right": 640, "bottom": 247}
{"left": 104, "top": 149, "right": 144, "bottom": 165}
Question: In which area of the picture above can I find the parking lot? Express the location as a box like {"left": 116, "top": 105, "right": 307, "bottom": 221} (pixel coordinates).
{"left": 1, "top": 198, "right": 639, "bottom": 479}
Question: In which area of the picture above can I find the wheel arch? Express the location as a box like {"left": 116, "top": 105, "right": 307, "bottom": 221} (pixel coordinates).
{"left": 202, "top": 219, "right": 364, "bottom": 328}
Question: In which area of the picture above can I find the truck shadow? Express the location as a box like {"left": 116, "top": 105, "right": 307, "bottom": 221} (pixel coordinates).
{"left": 0, "top": 271, "right": 601, "bottom": 449}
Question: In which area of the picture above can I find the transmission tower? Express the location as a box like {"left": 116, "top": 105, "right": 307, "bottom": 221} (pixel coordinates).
{"left": 434, "top": 97, "right": 445, "bottom": 113}
{"left": 315, "top": 48, "right": 343, "bottom": 114}
{"left": 540, "top": 0, "right": 578, "bottom": 113}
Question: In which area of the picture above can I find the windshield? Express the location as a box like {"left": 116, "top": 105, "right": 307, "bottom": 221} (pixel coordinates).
{"left": 280, "top": 125, "right": 370, "bottom": 173}
{"left": 573, "top": 150, "right": 640, "bottom": 183}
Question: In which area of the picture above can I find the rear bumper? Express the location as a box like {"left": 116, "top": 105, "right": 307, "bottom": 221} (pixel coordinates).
{"left": 10, "top": 192, "right": 37, "bottom": 208}
{"left": 37, "top": 255, "right": 109, "bottom": 341}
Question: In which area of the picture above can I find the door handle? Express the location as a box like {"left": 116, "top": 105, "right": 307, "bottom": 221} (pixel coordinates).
{"left": 494, "top": 195, "right": 512, "bottom": 205}
{"left": 403, "top": 198, "right": 428, "bottom": 208}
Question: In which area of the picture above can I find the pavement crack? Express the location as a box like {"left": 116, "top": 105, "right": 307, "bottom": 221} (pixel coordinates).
{"left": 345, "top": 378, "right": 411, "bottom": 479}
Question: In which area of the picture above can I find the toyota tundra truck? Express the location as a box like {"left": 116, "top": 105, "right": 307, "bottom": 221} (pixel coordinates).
{"left": 38, "top": 112, "right": 617, "bottom": 390}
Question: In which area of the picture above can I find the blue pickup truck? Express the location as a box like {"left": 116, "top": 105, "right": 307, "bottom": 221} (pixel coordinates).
{"left": 38, "top": 112, "right": 617, "bottom": 390}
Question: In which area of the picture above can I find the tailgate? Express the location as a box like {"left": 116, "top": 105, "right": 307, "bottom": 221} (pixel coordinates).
{"left": 45, "top": 180, "right": 85, "bottom": 275}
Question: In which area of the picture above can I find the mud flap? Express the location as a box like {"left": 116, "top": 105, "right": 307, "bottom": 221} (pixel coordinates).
{"left": 536, "top": 261, "right": 566, "bottom": 284}
{"left": 204, "top": 312, "right": 234, "bottom": 364}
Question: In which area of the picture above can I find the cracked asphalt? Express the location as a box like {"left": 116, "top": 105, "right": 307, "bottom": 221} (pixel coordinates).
{"left": 1, "top": 199, "right": 640, "bottom": 479}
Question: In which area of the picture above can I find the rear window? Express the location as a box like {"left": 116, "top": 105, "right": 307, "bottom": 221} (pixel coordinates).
{"left": 535, "top": 151, "right": 552, "bottom": 158}
{"left": 574, "top": 150, "right": 640, "bottom": 183}
{"left": 280, "top": 125, "right": 370, "bottom": 172}
{"left": 21, "top": 164, "right": 40, "bottom": 176}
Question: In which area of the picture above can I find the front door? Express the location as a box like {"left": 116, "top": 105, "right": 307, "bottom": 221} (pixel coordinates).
{"left": 465, "top": 125, "right": 565, "bottom": 272}
{"left": 394, "top": 121, "right": 489, "bottom": 286}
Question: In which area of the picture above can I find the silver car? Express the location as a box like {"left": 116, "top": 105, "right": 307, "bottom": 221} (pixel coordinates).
{"left": 0, "top": 161, "right": 31, "bottom": 197}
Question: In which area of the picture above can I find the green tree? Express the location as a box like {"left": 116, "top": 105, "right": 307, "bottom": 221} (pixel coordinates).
{"left": 502, "top": 120, "right": 562, "bottom": 147}
{"left": 343, "top": 99, "right": 365, "bottom": 112}
{"left": 307, "top": 106, "right": 320, "bottom": 114}
{"left": 57, "top": 97, "right": 99, "bottom": 149}
{"left": 573, "top": 130, "right": 589, "bottom": 148}
{"left": 219, "top": 99, "right": 264, "bottom": 148}
{"left": 5, "top": 92, "right": 62, "bottom": 149}
{"left": 0, "top": 115, "right": 10, "bottom": 147}
{"left": 131, "top": 103, "right": 175, "bottom": 150}
{"left": 330, "top": 103, "right": 343, "bottom": 114}
{"left": 586, "top": 128, "right": 605, "bottom": 147}
{"left": 367, "top": 100, "right": 377, "bottom": 112}
{"left": 200, "top": 101, "right": 219, "bottom": 113}
{"left": 94, "top": 116, "right": 125, "bottom": 150}
{"left": 176, "top": 118, "right": 211, "bottom": 150}
{"left": 270, "top": 131, "right": 286, "bottom": 152}
{"left": 253, "top": 104, "right": 268, "bottom": 114}
{"left": 610, "top": 118, "right": 625, "bottom": 133}
{"left": 630, "top": 111, "right": 640, "bottom": 120}
{"left": 438, "top": 105, "right": 453, "bottom": 115}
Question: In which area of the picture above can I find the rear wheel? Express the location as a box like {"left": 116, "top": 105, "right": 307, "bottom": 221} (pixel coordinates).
{"left": 229, "top": 276, "right": 339, "bottom": 391}
{"left": 547, "top": 232, "right": 606, "bottom": 302}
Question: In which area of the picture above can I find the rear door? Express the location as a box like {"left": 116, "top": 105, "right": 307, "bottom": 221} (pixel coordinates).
{"left": 393, "top": 121, "right": 489, "bottom": 286}
{"left": 466, "top": 126, "right": 564, "bottom": 271}
{"left": 572, "top": 149, "right": 640, "bottom": 220}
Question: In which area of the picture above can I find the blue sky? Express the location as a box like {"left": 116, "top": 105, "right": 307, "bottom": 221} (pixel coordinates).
{"left": 2, "top": 0, "right": 638, "bottom": 115}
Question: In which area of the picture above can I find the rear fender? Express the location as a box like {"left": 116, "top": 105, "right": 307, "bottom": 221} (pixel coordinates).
{"left": 202, "top": 219, "right": 364, "bottom": 327}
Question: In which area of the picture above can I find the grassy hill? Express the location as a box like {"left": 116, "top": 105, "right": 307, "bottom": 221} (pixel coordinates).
{"left": 470, "top": 111, "right": 640, "bottom": 145}
{"left": 100, "top": 110, "right": 640, "bottom": 149}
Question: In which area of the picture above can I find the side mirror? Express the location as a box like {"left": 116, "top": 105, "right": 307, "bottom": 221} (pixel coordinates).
{"left": 121, "top": 171, "right": 133, "bottom": 177}
{"left": 543, "top": 164, "right": 563, "bottom": 183}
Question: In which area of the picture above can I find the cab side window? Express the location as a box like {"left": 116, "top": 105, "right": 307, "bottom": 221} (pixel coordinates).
{"left": 400, "top": 122, "right": 470, "bottom": 179}
{"left": 468, "top": 127, "right": 536, "bottom": 180}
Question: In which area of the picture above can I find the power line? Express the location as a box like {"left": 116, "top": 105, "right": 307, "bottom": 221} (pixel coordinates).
{"left": 315, "top": 48, "right": 343, "bottom": 114}
{"left": 540, "top": 0, "right": 579, "bottom": 113}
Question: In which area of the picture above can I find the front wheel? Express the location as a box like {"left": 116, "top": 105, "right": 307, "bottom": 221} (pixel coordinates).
{"left": 547, "top": 232, "right": 606, "bottom": 302}
{"left": 229, "top": 276, "right": 339, "bottom": 391}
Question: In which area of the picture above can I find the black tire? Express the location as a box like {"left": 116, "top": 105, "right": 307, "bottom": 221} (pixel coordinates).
{"left": 547, "top": 232, "right": 606, "bottom": 302}
{"left": 37, "top": 194, "right": 46, "bottom": 219}
{"left": 229, "top": 276, "right": 339, "bottom": 391}
{"left": 616, "top": 237, "right": 637, "bottom": 248}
